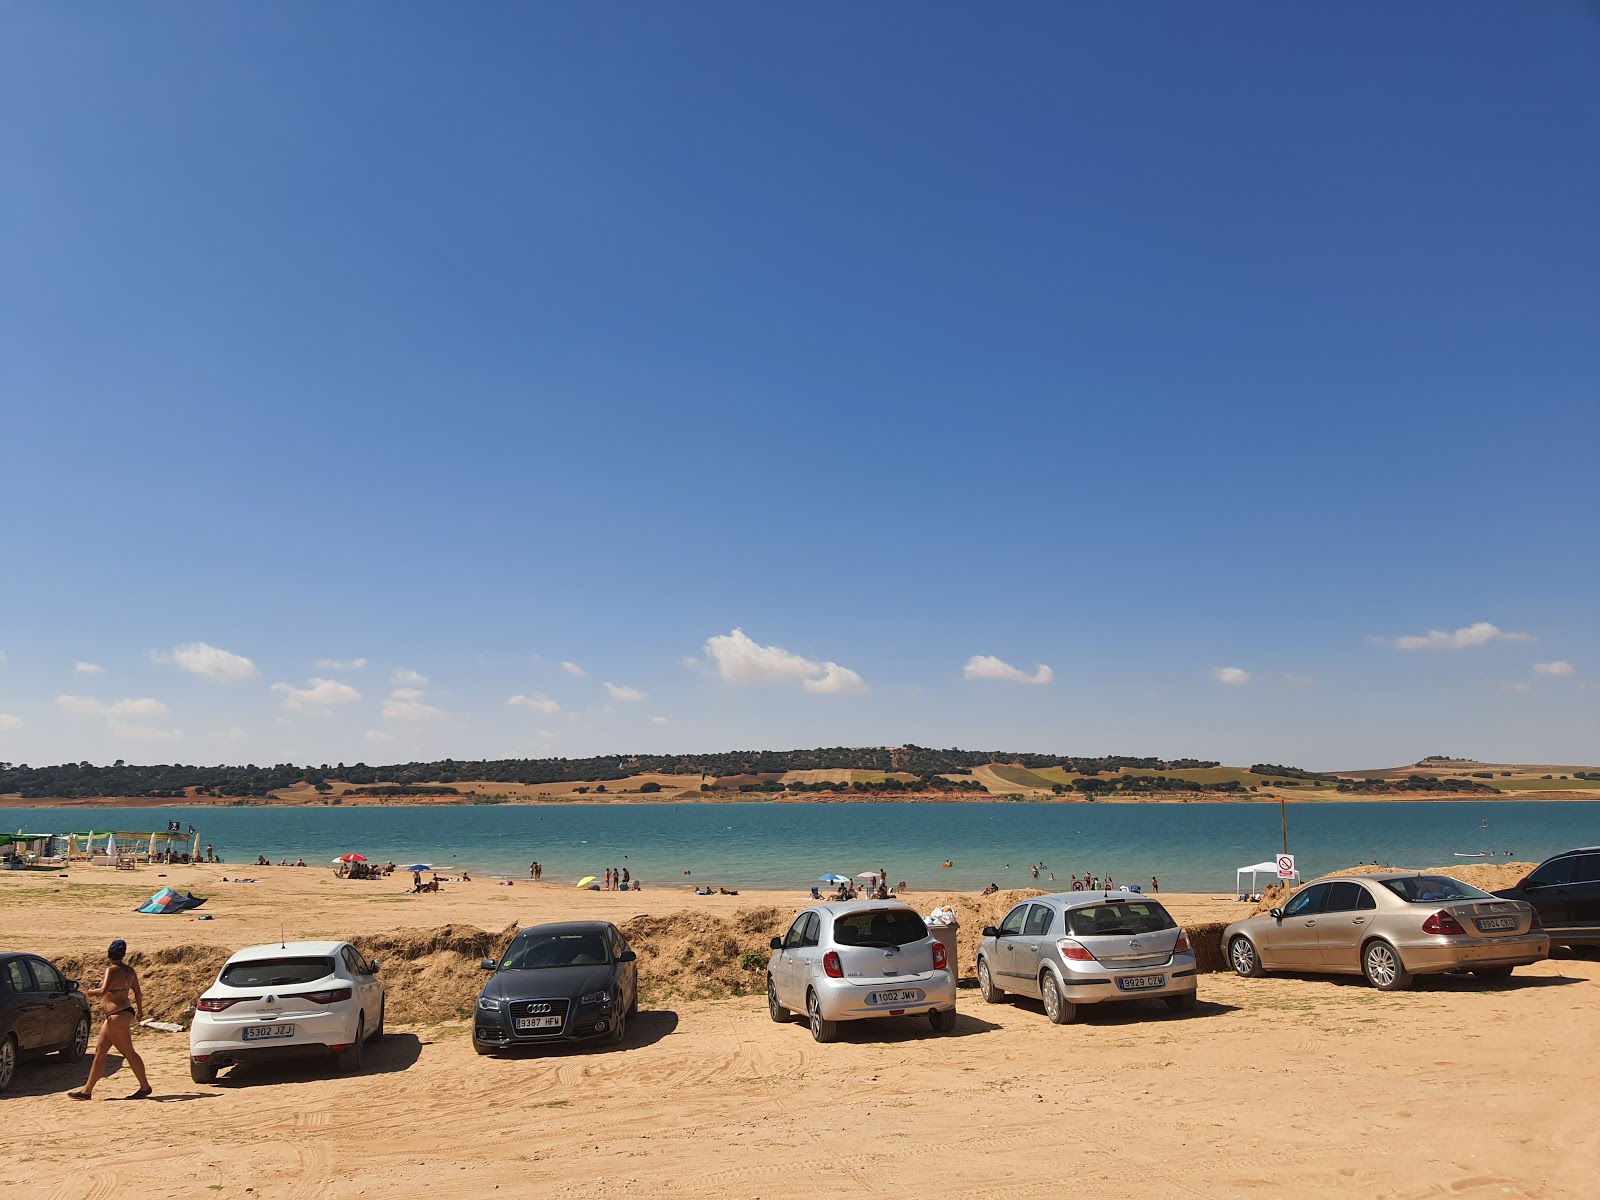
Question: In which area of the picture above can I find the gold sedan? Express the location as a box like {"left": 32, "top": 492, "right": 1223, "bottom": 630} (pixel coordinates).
{"left": 1221, "top": 872, "right": 1548, "bottom": 990}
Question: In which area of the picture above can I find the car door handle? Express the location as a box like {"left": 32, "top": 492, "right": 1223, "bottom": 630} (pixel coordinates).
{"left": 1304, "top": 920, "right": 1317, "bottom": 927}
{"left": 1351, "top": 918, "right": 1367, "bottom": 925}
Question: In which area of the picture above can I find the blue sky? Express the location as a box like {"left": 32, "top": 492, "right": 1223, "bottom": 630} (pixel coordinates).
{"left": 2, "top": 4, "right": 1595, "bottom": 770}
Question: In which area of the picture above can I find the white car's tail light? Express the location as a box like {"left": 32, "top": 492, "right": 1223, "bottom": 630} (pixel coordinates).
{"left": 196, "top": 996, "right": 249, "bottom": 1012}
{"left": 1173, "top": 930, "right": 1191, "bottom": 953}
{"left": 931, "top": 940, "right": 947, "bottom": 970}
{"left": 296, "top": 987, "right": 353, "bottom": 1004}
{"left": 1055, "top": 938, "right": 1095, "bottom": 961}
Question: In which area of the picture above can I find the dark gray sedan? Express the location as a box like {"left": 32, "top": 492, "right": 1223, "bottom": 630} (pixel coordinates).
{"left": 472, "top": 921, "right": 638, "bottom": 1055}
{"left": 1, "top": 951, "right": 92, "bottom": 1092}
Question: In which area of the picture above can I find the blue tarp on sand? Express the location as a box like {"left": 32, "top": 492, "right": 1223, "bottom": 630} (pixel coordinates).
{"left": 136, "top": 886, "right": 207, "bottom": 915}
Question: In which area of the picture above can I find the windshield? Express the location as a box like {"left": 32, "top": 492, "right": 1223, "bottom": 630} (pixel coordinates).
{"left": 1380, "top": 876, "right": 1493, "bottom": 903}
{"left": 220, "top": 956, "right": 335, "bottom": 987}
{"left": 501, "top": 931, "right": 611, "bottom": 969}
{"left": 1065, "top": 902, "right": 1176, "bottom": 937}
{"left": 832, "top": 909, "right": 928, "bottom": 948}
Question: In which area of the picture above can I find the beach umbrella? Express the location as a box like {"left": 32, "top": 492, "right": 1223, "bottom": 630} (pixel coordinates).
{"left": 856, "top": 871, "right": 882, "bottom": 880}
{"left": 336, "top": 853, "right": 367, "bottom": 863}
{"left": 818, "top": 874, "right": 850, "bottom": 883}
{"left": 575, "top": 876, "right": 597, "bottom": 888}
{"left": 405, "top": 864, "right": 432, "bottom": 873}
{"left": 106, "top": 833, "right": 118, "bottom": 859}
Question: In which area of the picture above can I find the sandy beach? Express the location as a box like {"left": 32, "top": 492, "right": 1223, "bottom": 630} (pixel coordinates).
{"left": 2, "top": 863, "right": 1595, "bottom": 1199}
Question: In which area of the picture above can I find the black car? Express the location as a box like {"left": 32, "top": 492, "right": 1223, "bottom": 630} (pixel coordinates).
{"left": 1, "top": 952, "right": 92, "bottom": 1092}
{"left": 472, "top": 921, "right": 639, "bottom": 1055}
{"left": 1494, "top": 847, "right": 1600, "bottom": 951}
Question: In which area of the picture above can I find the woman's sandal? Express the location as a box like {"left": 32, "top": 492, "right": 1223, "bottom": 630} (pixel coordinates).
{"left": 125, "top": 1087, "right": 153, "bottom": 1100}
{"left": 67, "top": 1091, "right": 92, "bottom": 1101}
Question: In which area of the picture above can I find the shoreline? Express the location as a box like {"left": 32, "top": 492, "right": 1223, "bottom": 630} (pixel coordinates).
{"left": 6, "top": 790, "right": 1598, "bottom": 809}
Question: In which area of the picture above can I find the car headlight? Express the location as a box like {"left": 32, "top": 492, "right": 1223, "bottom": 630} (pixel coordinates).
{"left": 580, "top": 990, "right": 611, "bottom": 1007}
{"left": 477, "top": 995, "right": 502, "bottom": 1011}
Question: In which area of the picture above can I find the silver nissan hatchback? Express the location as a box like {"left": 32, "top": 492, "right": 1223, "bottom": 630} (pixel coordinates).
{"left": 766, "top": 901, "right": 958, "bottom": 1042}
{"left": 976, "top": 892, "right": 1198, "bottom": 1023}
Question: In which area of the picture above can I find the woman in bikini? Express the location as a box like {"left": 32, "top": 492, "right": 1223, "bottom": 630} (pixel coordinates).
{"left": 68, "top": 939, "right": 152, "bottom": 1100}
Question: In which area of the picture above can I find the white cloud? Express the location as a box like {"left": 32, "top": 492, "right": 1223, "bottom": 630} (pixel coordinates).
{"left": 1533, "top": 661, "right": 1575, "bottom": 677}
{"left": 160, "top": 641, "right": 259, "bottom": 681}
{"left": 271, "top": 678, "right": 362, "bottom": 707}
{"left": 1390, "top": 622, "right": 1533, "bottom": 651}
{"left": 962, "top": 655, "right": 1054, "bottom": 686}
{"left": 605, "top": 682, "right": 648, "bottom": 703}
{"left": 650, "top": 715, "right": 669, "bottom": 726}
{"left": 109, "top": 719, "right": 181, "bottom": 742}
{"left": 509, "top": 693, "right": 562, "bottom": 715}
{"left": 803, "top": 663, "right": 869, "bottom": 694}
{"left": 388, "top": 687, "right": 425, "bottom": 701}
{"left": 560, "top": 661, "right": 586, "bottom": 678}
{"left": 382, "top": 696, "right": 444, "bottom": 721}
{"left": 1211, "top": 667, "right": 1251, "bottom": 686}
{"left": 75, "top": 662, "right": 105, "bottom": 675}
{"left": 392, "top": 668, "right": 428, "bottom": 686}
{"left": 57, "top": 695, "right": 169, "bottom": 718}
{"left": 364, "top": 729, "right": 396, "bottom": 743}
{"left": 0, "top": 714, "right": 21, "bottom": 731}
{"left": 315, "top": 657, "right": 367, "bottom": 671}
{"left": 702, "top": 628, "right": 867, "bottom": 694}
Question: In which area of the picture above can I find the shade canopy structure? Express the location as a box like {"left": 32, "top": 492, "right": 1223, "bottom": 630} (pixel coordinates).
{"left": 575, "top": 876, "right": 597, "bottom": 888}
{"left": 856, "top": 871, "right": 882, "bottom": 880}
{"left": 818, "top": 874, "right": 849, "bottom": 884}
{"left": 1236, "top": 861, "right": 1301, "bottom": 894}
{"left": 334, "top": 853, "right": 367, "bottom": 864}
{"left": 405, "top": 864, "right": 432, "bottom": 873}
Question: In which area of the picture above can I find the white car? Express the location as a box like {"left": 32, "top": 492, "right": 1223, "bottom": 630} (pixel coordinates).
{"left": 189, "top": 940, "right": 385, "bottom": 1084}
{"left": 766, "top": 901, "right": 957, "bottom": 1042}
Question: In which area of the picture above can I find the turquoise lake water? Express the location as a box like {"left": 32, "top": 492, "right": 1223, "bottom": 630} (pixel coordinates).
{"left": 5, "top": 801, "right": 1597, "bottom": 893}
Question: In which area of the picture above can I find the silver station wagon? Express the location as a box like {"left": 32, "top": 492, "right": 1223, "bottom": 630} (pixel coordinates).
{"left": 766, "top": 901, "right": 957, "bottom": 1042}
{"left": 977, "top": 892, "right": 1198, "bottom": 1023}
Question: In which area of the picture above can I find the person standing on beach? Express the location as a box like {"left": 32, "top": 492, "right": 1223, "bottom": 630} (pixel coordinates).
{"left": 69, "top": 940, "right": 151, "bottom": 1101}
{"left": 1150, "top": 877, "right": 1159, "bottom": 892}
{"left": 529, "top": 862, "right": 536, "bottom": 879}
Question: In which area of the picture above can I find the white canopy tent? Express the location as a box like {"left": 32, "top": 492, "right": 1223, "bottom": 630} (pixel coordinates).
{"left": 1236, "top": 860, "right": 1300, "bottom": 895}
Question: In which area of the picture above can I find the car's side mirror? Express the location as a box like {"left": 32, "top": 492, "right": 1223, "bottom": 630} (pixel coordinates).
{"left": 1269, "top": 908, "right": 1284, "bottom": 920}
{"left": 67, "top": 979, "right": 80, "bottom": 992}
{"left": 981, "top": 926, "right": 999, "bottom": 938}
{"left": 368, "top": 961, "right": 381, "bottom": 973}
{"left": 479, "top": 958, "right": 496, "bottom": 971}
{"left": 1520, "top": 878, "right": 1540, "bottom": 890}
{"left": 769, "top": 937, "right": 783, "bottom": 950}
{"left": 616, "top": 949, "right": 637, "bottom": 963}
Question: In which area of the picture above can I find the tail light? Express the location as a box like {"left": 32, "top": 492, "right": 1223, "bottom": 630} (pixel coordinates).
{"left": 1528, "top": 909, "right": 1543, "bottom": 930}
{"left": 1056, "top": 939, "right": 1095, "bottom": 961}
{"left": 823, "top": 951, "right": 843, "bottom": 978}
{"left": 1423, "top": 910, "right": 1467, "bottom": 936}
{"left": 298, "top": 987, "right": 353, "bottom": 1004}
{"left": 1173, "top": 930, "right": 1191, "bottom": 954}
{"left": 931, "top": 941, "right": 947, "bottom": 970}
{"left": 197, "top": 996, "right": 245, "bottom": 1012}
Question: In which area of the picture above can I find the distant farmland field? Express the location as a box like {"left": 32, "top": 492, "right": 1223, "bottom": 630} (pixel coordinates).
{"left": 987, "top": 765, "right": 1059, "bottom": 790}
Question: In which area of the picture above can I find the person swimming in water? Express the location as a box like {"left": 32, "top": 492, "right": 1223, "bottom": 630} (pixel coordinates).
{"left": 69, "top": 939, "right": 152, "bottom": 1100}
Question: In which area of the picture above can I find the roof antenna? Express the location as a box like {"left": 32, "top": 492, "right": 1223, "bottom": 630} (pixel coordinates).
{"left": 281, "top": 925, "right": 286, "bottom": 950}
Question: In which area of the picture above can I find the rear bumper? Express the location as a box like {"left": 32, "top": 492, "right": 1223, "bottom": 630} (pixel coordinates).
{"left": 1395, "top": 933, "right": 1550, "bottom": 973}
{"left": 1058, "top": 963, "right": 1199, "bottom": 1004}
{"left": 190, "top": 1009, "right": 360, "bottom": 1062}
{"left": 812, "top": 972, "right": 957, "bottom": 1023}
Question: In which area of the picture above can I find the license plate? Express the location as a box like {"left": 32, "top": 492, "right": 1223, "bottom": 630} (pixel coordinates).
{"left": 868, "top": 989, "right": 923, "bottom": 1005}
{"left": 1116, "top": 974, "right": 1166, "bottom": 992}
{"left": 243, "top": 1023, "right": 294, "bottom": 1040}
{"left": 514, "top": 1015, "right": 562, "bottom": 1030}
{"left": 1476, "top": 917, "right": 1517, "bottom": 932}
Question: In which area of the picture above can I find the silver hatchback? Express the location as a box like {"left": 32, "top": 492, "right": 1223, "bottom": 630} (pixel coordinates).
{"left": 766, "top": 901, "right": 958, "bottom": 1042}
{"left": 977, "top": 892, "right": 1198, "bottom": 1023}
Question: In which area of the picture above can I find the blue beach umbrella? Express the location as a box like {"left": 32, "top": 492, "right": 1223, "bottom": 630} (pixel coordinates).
{"left": 818, "top": 874, "right": 849, "bottom": 884}
{"left": 405, "top": 864, "right": 432, "bottom": 872}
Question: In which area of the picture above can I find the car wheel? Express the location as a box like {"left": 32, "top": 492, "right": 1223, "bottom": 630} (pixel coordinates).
{"left": 0, "top": 1034, "right": 15, "bottom": 1094}
{"left": 627, "top": 988, "right": 639, "bottom": 1019}
{"left": 977, "top": 957, "right": 1006, "bottom": 1004}
{"left": 806, "top": 991, "right": 839, "bottom": 1044}
{"left": 189, "top": 1058, "right": 218, "bottom": 1085}
{"left": 1041, "top": 972, "right": 1076, "bottom": 1025}
{"left": 472, "top": 1038, "right": 496, "bottom": 1057}
{"left": 1362, "top": 940, "right": 1412, "bottom": 991}
{"left": 337, "top": 1017, "right": 365, "bottom": 1072}
{"left": 1164, "top": 991, "right": 1197, "bottom": 1013}
{"left": 1229, "top": 936, "right": 1266, "bottom": 978}
{"left": 928, "top": 1008, "right": 956, "bottom": 1034}
{"left": 373, "top": 998, "right": 385, "bottom": 1042}
{"left": 1473, "top": 965, "right": 1514, "bottom": 981}
{"left": 767, "top": 975, "right": 790, "bottom": 1023}
{"left": 61, "top": 1014, "right": 91, "bottom": 1063}
{"left": 606, "top": 1007, "right": 627, "bottom": 1047}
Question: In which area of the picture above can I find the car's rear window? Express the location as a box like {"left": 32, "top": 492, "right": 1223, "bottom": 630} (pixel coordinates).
{"left": 1380, "top": 876, "right": 1492, "bottom": 903}
{"left": 220, "top": 956, "right": 336, "bottom": 987}
{"left": 1065, "top": 902, "right": 1176, "bottom": 937}
{"left": 832, "top": 909, "right": 928, "bottom": 948}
